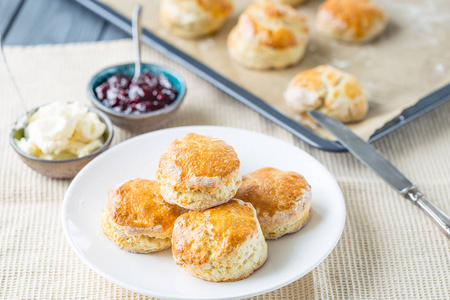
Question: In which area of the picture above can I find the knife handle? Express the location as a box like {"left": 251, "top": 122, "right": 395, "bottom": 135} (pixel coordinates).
{"left": 402, "top": 187, "right": 450, "bottom": 239}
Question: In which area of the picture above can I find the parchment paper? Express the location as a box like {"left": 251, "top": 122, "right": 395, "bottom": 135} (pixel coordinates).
{"left": 99, "top": 0, "right": 450, "bottom": 140}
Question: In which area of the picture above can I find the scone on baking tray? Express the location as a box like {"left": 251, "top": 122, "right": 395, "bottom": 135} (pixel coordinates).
{"left": 227, "top": 0, "right": 309, "bottom": 70}
{"left": 156, "top": 133, "right": 242, "bottom": 211}
{"left": 284, "top": 64, "right": 369, "bottom": 124}
{"left": 316, "top": 0, "right": 386, "bottom": 43}
{"left": 172, "top": 199, "right": 268, "bottom": 282}
{"left": 235, "top": 167, "right": 312, "bottom": 239}
{"left": 101, "top": 179, "right": 186, "bottom": 253}
{"left": 159, "top": 0, "right": 233, "bottom": 38}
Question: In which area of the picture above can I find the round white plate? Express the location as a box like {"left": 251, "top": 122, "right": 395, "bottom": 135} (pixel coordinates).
{"left": 62, "top": 126, "right": 345, "bottom": 300}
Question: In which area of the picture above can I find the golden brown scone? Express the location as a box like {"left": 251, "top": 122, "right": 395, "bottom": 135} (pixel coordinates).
{"left": 160, "top": 0, "right": 233, "bottom": 39}
{"left": 156, "top": 133, "right": 242, "bottom": 211}
{"left": 235, "top": 168, "right": 312, "bottom": 239}
{"left": 101, "top": 179, "right": 186, "bottom": 253}
{"left": 227, "top": 1, "right": 309, "bottom": 70}
{"left": 172, "top": 199, "right": 267, "bottom": 282}
{"left": 316, "top": 0, "right": 386, "bottom": 43}
{"left": 284, "top": 64, "right": 369, "bottom": 124}
{"left": 271, "top": 0, "right": 309, "bottom": 6}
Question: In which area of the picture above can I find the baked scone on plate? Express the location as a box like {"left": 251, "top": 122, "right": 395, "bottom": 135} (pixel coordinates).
{"left": 235, "top": 167, "right": 312, "bottom": 239}
{"left": 172, "top": 199, "right": 267, "bottom": 282}
{"left": 227, "top": 1, "right": 309, "bottom": 70}
{"left": 316, "top": 0, "right": 386, "bottom": 43}
{"left": 284, "top": 64, "right": 369, "bottom": 124}
{"left": 160, "top": 0, "right": 233, "bottom": 38}
{"left": 156, "top": 133, "right": 242, "bottom": 211}
{"left": 101, "top": 179, "right": 186, "bottom": 253}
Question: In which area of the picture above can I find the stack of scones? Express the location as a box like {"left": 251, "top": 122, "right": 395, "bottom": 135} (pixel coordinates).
{"left": 102, "top": 133, "right": 312, "bottom": 282}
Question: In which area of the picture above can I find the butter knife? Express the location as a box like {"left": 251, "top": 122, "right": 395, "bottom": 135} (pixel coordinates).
{"left": 308, "top": 110, "right": 450, "bottom": 239}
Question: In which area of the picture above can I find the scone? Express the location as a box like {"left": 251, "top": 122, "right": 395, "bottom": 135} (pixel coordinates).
{"left": 235, "top": 168, "right": 312, "bottom": 239}
{"left": 101, "top": 179, "right": 186, "bottom": 253}
{"left": 284, "top": 64, "right": 369, "bottom": 123}
{"left": 316, "top": 0, "right": 386, "bottom": 43}
{"left": 156, "top": 133, "right": 242, "bottom": 211}
{"left": 227, "top": 1, "right": 309, "bottom": 70}
{"left": 272, "top": 0, "right": 309, "bottom": 7}
{"left": 160, "top": 0, "right": 233, "bottom": 38}
{"left": 172, "top": 199, "right": 267, "bottom": 282}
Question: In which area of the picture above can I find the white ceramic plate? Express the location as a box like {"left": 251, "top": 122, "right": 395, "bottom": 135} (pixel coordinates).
{"left": 62, "top": 126, "right": 345, "bottom": 300}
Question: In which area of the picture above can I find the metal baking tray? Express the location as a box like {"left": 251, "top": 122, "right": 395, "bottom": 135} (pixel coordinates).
{"left": 75, "top": 0, "right": 450, "bottom": 152}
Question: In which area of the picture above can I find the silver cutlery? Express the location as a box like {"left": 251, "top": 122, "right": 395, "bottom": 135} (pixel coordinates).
{"left": 309, "top": 110, "right": 450, "bottom": 239}
{"left": 0, "top": 35, "right": 30, "bottom": 138}
{"left": 132, "top": 5, "right": 142, "bottom": 83}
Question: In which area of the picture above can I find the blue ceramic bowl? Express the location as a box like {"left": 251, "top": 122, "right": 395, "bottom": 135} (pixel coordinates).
{"left": 88, "top": 63, "right": 186, "bottom": 132}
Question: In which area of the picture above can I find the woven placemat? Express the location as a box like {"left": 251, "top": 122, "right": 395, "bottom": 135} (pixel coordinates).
{"left": 0, "top": 40, "right": 449, "bottom": 299}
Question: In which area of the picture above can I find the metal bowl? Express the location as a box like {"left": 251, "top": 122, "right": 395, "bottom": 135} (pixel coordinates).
{"left": 87, "top": 63, "right": 186, "bottom": 132}
{"left": 9, "top": 105, "right": 114, "bottom": 179}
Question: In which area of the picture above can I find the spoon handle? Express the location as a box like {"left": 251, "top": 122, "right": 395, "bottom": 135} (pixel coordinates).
{"left": 132, "top": 5, "right": 142, "bottom": 82}
{"left": 0, "top": 35, "right": 28, "bottom": 113}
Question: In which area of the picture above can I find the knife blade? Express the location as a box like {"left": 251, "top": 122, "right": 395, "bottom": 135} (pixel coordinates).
{"left": 308, "top": 110, "right": 450, "bottom": 239}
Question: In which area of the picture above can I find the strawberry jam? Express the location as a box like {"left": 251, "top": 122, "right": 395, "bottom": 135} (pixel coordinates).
{"left": 94, "top": 73, "right": 178, "bottom": 114}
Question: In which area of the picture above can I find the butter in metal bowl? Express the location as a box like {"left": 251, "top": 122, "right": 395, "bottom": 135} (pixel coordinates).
{"left": 15, "top": 101, "right": 107, "bottom": 160}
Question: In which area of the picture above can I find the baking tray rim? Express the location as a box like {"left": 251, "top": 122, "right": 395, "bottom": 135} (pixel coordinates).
{"left": 74, "top": 0, "right": 450, "bottom": 152}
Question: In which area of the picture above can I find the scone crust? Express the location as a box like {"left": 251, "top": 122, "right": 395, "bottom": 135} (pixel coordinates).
{"left": 316, "top": 0, "right": 386, "bottom": 43}
{"left": 235, "top": 167, "right": 312, "bottom": 239}
{"left": 157, "top": 133, "right": 242, "bottom": 210}
{"left": 107, "top": 179, "right": 186, "bottom": 239}
{"left": 160, "top": 0, "right": 233, "bottom": 38}
{"left": 272, "top": 0, "right": 309, "bottom": 7}
{"left": 227, "top": 1, "right": 309, "bottom": 69}
{"left": 101, "top": 211, "right": 172, "bottom": 253}
{"left": 189, "top": 0, "right": 233, "bottom": 17}
{"left": 172, "top": 199, "right": 268, "bottom": 281}
{"left": 284, "top": 64, "right": 369, "bottom": 123}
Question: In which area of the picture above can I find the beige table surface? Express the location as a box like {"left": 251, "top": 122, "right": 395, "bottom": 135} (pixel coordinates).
{"left": 0, "top": 40, "right": 449, "bottom": 299}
